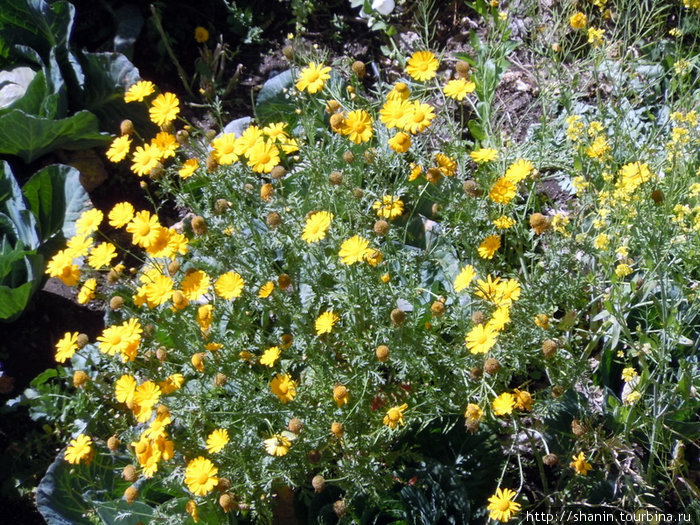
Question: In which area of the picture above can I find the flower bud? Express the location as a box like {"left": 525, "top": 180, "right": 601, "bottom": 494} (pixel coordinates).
{"left": 374, "top": 220, "right": 389, "bottom": 236}
{"left": 270, "top": 165, "right": 286, "bottom": 179}
{"left": 329, "top": 171, "right": 343, "bottom": 185}
{"left": 124, "top": 486, "right": 138, "bottom": 504}
{"left": 123, "top": 465, "right": 138, "bottom": 482}
{"left": 109, "top": 296, "right": 124, "bottom": 311}
{"left": 107, "top": 435, "right": 120, "bottom": 452}
{"left": 542, "top": 339, "right": 557, "bottom": 358}
{"left": 120, "top": 119, "right": 134, "bottom": 136}
{"left": 312, "top": 474, "right": 326, "bottom": 492}
{"left": 430, "top": 300, "right": 446, "bottom": 317}
{"left": 351, "top": 60, "right": 366, "bottom": 78}
{"left": 390, "top": 308, "right": 406, "bottom": 326}
{"left": 543, "top": 453, "right": 559, "bottom": 466}
{"left": 220, "top": 493, "right": 235, "bottom": 512}
{"left": 331, "top": 422, "right": 344, "bottom": 437}
{"left": 342, "top": 151, "right": 355, "bottom": 163}
{"left": 73, "top": 370, "right": 89, "bottom": 388}
{"left": 76, "top": 333, "right": 89, "bottom": 348}
{"left": 191, "top": 215, "right": 207, "bottom": 235}
{"left": 267, "top": 212, "right": 282, "bottom": 229}
{"left": 375, "top": 344, "right": 390, "bottom": 361}
{"left": 484, "top": 358, "right": 500, "bottom": 375}
{"left": 287, "top": 417, "right": 303, "bottom": 434}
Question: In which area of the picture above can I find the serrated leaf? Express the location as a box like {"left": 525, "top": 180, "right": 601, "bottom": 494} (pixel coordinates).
{"left": 0, "top": 109, "right": 109, "bottom": 162}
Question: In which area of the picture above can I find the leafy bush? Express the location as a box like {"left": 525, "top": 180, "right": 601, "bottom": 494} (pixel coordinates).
{"left": 29, "top": 1, "right": 700, "bottom": 523}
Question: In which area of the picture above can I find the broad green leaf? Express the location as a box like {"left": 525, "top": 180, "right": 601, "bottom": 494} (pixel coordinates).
{"left": 467, "top": 119, "right": 486, "bottom": 141}
{"left": 0, "top": 0, "right": 74, "bottom": 61}
{"left": 0, "top": 280, "right": 34, "bottom": 320}
{"left": 255, "top": 69, "right": 295, "bottom": 126}
{"left": 0, "top": 66, "right": 37, "bottom": 111}
{"left": 0, "top": 161, "right": 39, "bottom": 248}
{"left": 0, "top": 109, "right": 109, "bottom": 163}
{"left": 22, "top": 163, "right": 83, "bottom": 242}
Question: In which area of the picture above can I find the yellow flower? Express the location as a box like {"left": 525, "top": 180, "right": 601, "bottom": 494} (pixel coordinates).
{"left": 435, "top": 153, "right": 457, "bottom": 176}
{"left": 464, "top": 403, "right": 483, "bottom": 421}
{"left": 178, "top": 158, "right": 199, "bottom": 179}
{"left": 504, "top": 158, "right": 534, "bottom": 183}
{"left": 115, "top": 374, "right": 137, "bottom": 405}
{"left": 215, "top": 272, "right": 244, "bottom": 300}
{"left": 206, "top": 429, "right": 229, "bottom": 454}
{"left": 388, "top": 131, "right": 411, "bottom": 153}
{"left": 131, "top": 143, "right": 161, "bottom": 176}
{"left": 247, "top": 140, "right": 280, "bottom": 173}
{"left": 88, "top": 242, "right": 117, "bottom": 269}
{"left": 77, "top": 278, "right": 97, "bottom": 304}
{"left": 470, "top": 148, "right": 499, "bottom": 163}
{"left": 593, "top": 233, "right": 609, "bottom": 250}
{"left": 211, "top": 133, "right": 239, "bottom": 165}
{"left": 260, "top": 346, "right": 281, "bottom": 367}
{"left": 587, "top": 27, "right": 605, "bottom": 47}
{"left": 341, "top": 109, "right": 373, "bottom": 143}
{"left": 126, "top": 210, "right": 161, "bottom": 248}
{"left": 296, "top": 62, "right": 331, "bottom": 94}
{"left": 149, "top": 92, "right": 180, "bottom": 127}
{"left": 570, "top": 452, "right": 592, "bottom": 475}
{"left": 465, "top": 323, "right": 498, "bottom": 354}
{"left": 386, "top": 81, "right": 410, "bottom": 101}
{"left": 534, "top": 313, "right": 549, "bottom": 329}
{"left": 55, "top": 332, "right": 79, "bottom": 363}
{"left": 493, "top": 216, "right": 515, "bottom": 229}
{"left": 402, "top": 101, "right": 435, "bottom": 134}
{"left": 270, "top": 373, "right": 297, "bottom": 403}
{"left": 264, "top": 433, "right": 293, "bottom": 456}
{"left": 489, "top": 177, "right": 517, "bottom": 204}
{"left": 124, "top": 80, "right": 155, "bottom": 103}
{"left": 338, "top": 235, "right": 372, "bottom": 265}
{"left": 185, "top": 457, "right": 218, "bottom": 496}
{"left": 454, "top": 265, "right": 476, "bottom": 292}
{"left": 621, "top": 367, "right": 638, "bottom": 382}
{"left": 383, "top": 403, "right": 408, "bottom": 429}
{"left": 65, "top": 234, "right": 92, "bottom": 258}
{"left": 108, "top": 202, "right": 135, "bottom": 228}
{"left": 106, "top": 135, "right": 131, "bottom": 162}
{"left": 478, "top": 235, "right": 501, "bottom": 259}
{"left": 315, "top": 310, "right": 339, "bottom": 335}
{"left": 76, "top": 209, "right": 103, "bottom": 236}
{"left": 235, "top": 125, "right": 264, "bottom": 156}
{"left": 186, "top": 500, "right": 198, "bottom": 523}
{"left": 513, "top": 389, "right": 533, "bottom": 411}
{"left": 405, "top": 51, "right": 439, "bottom": 81}
{"left": 64, "top": 434, "right": 93, "bottom": 464}
{"left": 615, "top": 263, "right": 633, "bottom": 277}
{"left": 302, "top": 211, "right": 333, "bottom": 243}
{"left": 333, "top": 384, "right": 349, "bottom": 407}
{"left": 569, "top": 12, "right": 587, "bottom": 29}
{"left": 492, "top": 392, "right": 516, "bottom": 416}
{"left": 380, "top": 99, "right": 411, "bottom": 129}
{"left": 151, "top": 131, "right": 178, "bottom": 159}
{"left": 181, "top": 270, "right": 210, "bottom": 301}
{"left": 373, "top": 195, "right": 404, "bottom": 219}
{"left": 194, "top": 26, "right": 209, "bottom": 43}
{"left": 443, "top": 78, "right": 475, "bottom": 100}
{"left": 487, "top": 487, "right": 521, "bottom": 523}
{"left": 258, "top": 281, "right": 274, "bottom": 298}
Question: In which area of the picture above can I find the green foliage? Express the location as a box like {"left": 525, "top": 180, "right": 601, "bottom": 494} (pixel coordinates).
{"left": 0, "top": 161, "right": 88, "bottom": 320}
